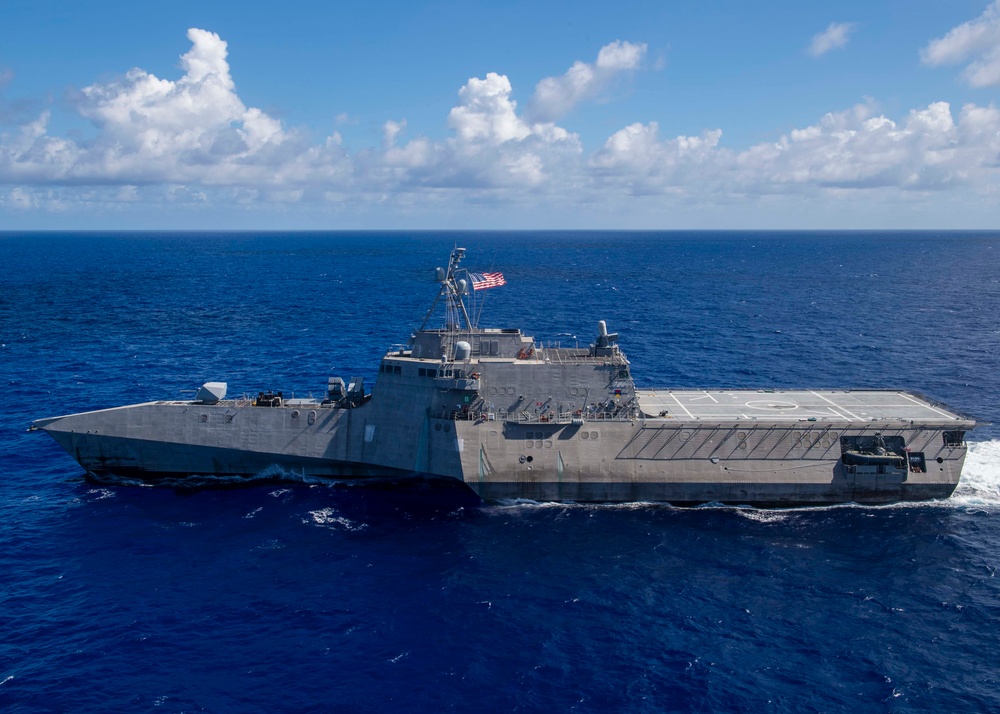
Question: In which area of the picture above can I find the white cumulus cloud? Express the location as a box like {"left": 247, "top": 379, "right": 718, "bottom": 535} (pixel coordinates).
{"left": 592, "top": 122, "right": 723, "bottom": 189}
{"left": 527, "top": 40, "right": 647, "bottom": 123}
{"left": 590, "top": 101, "right": 1000, "bottom": 200}
{"left": 0, "top": 28, "right": 336, "bottom": 187}
{"left": 382, "top": 119, "right": 406, "bottom": 149}
{"left": 448, "top": 73, "right": 533, "bottom": 144}
{"left": 922, "top": 1, "right": 1000, "bottom": 87}
{"left": 390, "top": 72, "right": 580, "bottom": 190}
{"left": 808, "top": 22, "right": 857, "bottom": 57}
{"left": 73, "top": 28, "right": 293, "bottom": 180}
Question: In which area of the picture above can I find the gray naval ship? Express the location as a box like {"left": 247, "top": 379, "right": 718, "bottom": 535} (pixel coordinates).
{"left": 32, "top": 248, "right": 980, "bottom": 505}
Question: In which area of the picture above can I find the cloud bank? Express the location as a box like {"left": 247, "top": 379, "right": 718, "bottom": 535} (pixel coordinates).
{"left": 2, "top": 25, "right": 1000, "bottom": 224}
{"left": 593, "top": 102, "right": 1000, "bottom": 196}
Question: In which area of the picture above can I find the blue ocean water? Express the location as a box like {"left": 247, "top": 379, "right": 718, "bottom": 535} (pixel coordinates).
{"left": 2, "top": 231, "right": 999, "bottom": 712}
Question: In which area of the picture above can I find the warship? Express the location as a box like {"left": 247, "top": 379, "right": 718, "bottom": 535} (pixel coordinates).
{"left": 32, "top": 248, "right": 980, "bottom": 505}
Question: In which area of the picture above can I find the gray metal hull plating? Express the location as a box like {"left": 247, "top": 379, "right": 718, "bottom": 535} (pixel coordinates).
{"left": 35, "top": 393, "right": 970, "bottom": 505}
{"left": 454, "top": 417, "right": 967, "bottom": 505}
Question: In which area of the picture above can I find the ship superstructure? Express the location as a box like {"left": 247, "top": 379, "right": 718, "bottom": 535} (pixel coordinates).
{"left": 31, "top": 248, "right": 979, "bottom": 505}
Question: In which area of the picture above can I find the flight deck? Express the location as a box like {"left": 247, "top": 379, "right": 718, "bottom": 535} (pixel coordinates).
{"left": 636, "top": 389, "right": 968, "bottom": 424}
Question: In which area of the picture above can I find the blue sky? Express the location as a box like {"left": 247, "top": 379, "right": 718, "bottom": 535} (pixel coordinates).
{"left": 1, "top": 0, "right": 999, "bottom": 229}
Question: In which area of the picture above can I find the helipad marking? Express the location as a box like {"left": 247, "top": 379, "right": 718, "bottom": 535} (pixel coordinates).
{"left": 670, "top": 393, "right": 696, "bottom": 419}
{"left": 745, "top": 399, "right": 799, "bottom": 411}
{"left": 811, "top": 391, "right": 860, "bottom": 420}
{"left": 898, "top": 391, "right": 956, "bottom": 419}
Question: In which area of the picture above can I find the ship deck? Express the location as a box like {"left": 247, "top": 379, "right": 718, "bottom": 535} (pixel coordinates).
{"left": 636, "top": 389, "right": 970, "bottom": 424}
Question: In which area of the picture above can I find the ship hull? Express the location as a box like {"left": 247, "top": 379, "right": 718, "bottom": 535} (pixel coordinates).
{"left": 454, "top": 418, "right": 967, "bottom": 505}
{"left": 33, "top": 395, "right": 970, "bottom": 506}
{"left": 53, "top": 433, "right": 418, "bottom": 483}
{"left": 468, "top": 480, "right": 957, "bottom": 506}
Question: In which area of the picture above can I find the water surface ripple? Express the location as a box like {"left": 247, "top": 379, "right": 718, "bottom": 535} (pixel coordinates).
{"left": 2, "top": 231, "right": 998, "bottom": 712}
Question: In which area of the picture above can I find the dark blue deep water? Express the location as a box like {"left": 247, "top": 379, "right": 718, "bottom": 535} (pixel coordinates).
{"left": 2, "top": 231, "right": 999, "bottom": 713}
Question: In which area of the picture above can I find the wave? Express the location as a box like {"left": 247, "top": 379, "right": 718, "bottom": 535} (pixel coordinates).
{"left": 949, "top": 439, "right": 1000, "bottom": 507}
{"left": 304, "top": 506, "right": 368, "bottom": 531}
{"left": 87, "top": 466, "right": 351, "bottom": 490}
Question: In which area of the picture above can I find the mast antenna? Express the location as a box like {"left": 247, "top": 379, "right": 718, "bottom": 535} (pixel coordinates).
{"left": 417, "top": 247, "right": 474, "bottom": 334}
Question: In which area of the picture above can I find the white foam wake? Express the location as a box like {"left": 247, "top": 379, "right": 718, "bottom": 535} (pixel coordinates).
{"left": 305, "top": 507, "right": 368, "bottom": 531}
{"left": 950, "top": 439, "right": 1000, "bottom": 507}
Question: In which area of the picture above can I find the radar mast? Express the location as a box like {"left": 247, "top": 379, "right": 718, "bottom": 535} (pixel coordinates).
{"left": 417, "top": 247, "right": 474, "bottom": 334}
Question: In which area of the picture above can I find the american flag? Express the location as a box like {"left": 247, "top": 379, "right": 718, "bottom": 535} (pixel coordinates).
{"left": 469, "top": 271, "right": 506, "bottom": 290}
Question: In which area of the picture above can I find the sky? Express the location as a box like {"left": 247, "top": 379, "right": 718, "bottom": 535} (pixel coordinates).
{"left": 1, "top": 0, "right": 999, "bottom": 229}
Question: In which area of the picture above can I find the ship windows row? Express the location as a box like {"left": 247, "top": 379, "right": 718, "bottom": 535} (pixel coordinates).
{"left": 380, "top": 362, "right": 483, "bottom": 380}
{"left": 378, "top": 362, "right": 441, "bottom": 378}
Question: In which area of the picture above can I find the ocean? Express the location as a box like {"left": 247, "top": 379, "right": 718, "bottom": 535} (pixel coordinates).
{"left": 1, "top": 231, "right": 998, "bottom": 712}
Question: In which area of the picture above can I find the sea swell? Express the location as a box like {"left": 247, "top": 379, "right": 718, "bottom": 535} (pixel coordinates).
{"left": 3, "top": 231, "right": 1000, "bottom": 713}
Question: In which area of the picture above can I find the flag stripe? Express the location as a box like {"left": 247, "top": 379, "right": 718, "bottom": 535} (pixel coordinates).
{"left": 469, "top": 272, "right": 506, "bottom": 290}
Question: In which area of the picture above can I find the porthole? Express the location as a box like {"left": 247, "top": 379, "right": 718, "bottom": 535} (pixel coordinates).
{"left": 581, "top": 432, "right": 590, "bottom": 440}
{"left": 526, "top": 456, "right": 533, "bottom": 463}
{"left": 590, "top": 431, "right": 598, "bottom": 439}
